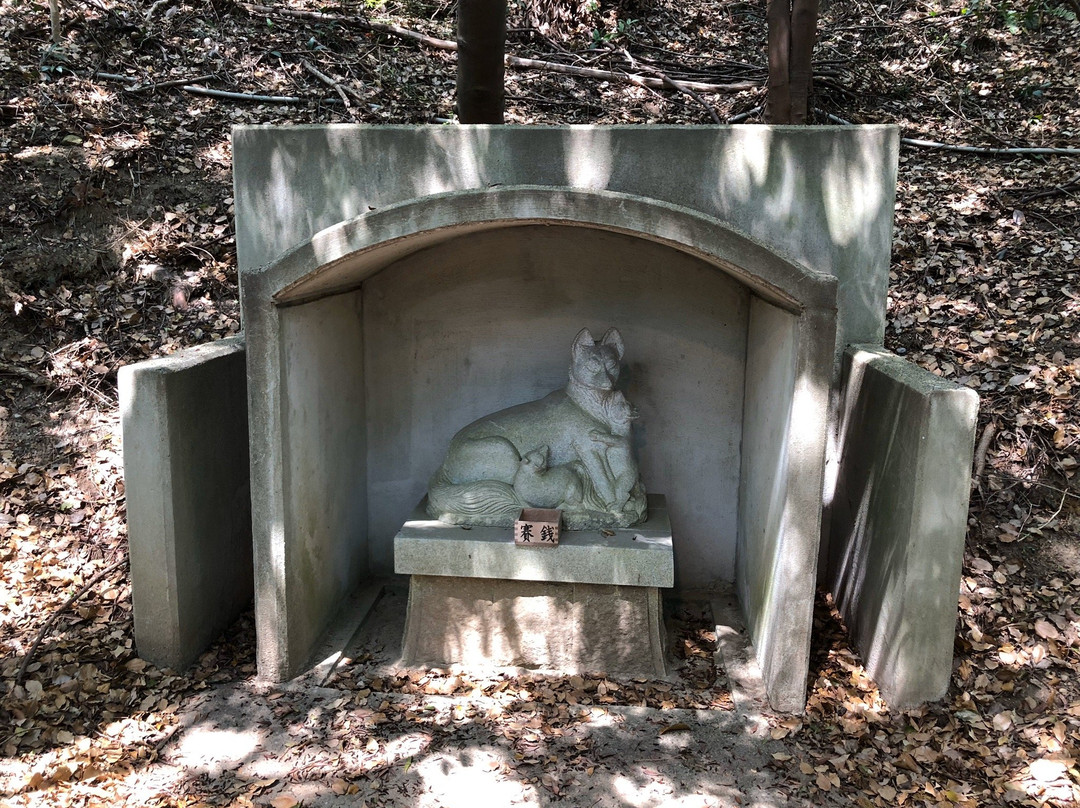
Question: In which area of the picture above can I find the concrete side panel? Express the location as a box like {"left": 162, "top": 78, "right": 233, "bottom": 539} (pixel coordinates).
{"left": 233, "top": 124, "right": 896, "bottom": 354}
{"left": 278, "top": 292, "right": 369, "bottom": 675}
{"left": 737, "top": 300, "right": 797, "bottom": 709}
{"left": 737, "top": 298, "right": 833, "bottom": 712}
{"left": 828, "top": 346, "right": 979, "bottom": 707}
{"left": 119, "top": 337, "right": 252, "bottom": 670}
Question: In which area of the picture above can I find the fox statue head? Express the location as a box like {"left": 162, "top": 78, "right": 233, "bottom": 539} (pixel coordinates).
{"left": 569, "top": 328, "right": 624, "bottom": 392}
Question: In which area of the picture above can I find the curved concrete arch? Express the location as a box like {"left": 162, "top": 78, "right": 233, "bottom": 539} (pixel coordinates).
{"left": 243, "top": 187, "right": 836, "bottom": 313}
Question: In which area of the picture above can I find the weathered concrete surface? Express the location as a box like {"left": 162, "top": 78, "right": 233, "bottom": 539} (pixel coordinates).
{"left": 737, "top": 297, "right": 834, "bottom": 713}
{"left": 233, "top": 124, "right": 897, "bottom": 359}
{"left": 395, "top": 495, "right": 673, "bottom": 588}
{"left": 828, "top": 346, "right": 979, "bottom": 707}
{"left": 118, "top": 337, "right": 252, "bottom": 670}
{"left": 401, "top": 575, "right": 667, "bottom": 676}
{"left": 248, "top": 288, "right": 369, "bottom": 681}
{"left": 240, "top": 184, "right": 838, "bottom": 692}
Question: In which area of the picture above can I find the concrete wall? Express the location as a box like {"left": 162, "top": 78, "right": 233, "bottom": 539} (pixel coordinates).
{"left": 239, "top": 163, "right": 840, "bottom": 704}
{"left": 119, "top": 337, "right": 252, "bottom": 670}
{"left": 363, "top": 225, "right": 748, "bottom": 587}
{"left": 828, "top": 346, "right": 979, "bottom": 707}
{"left": 737, "top": 298, "right": 833, "bottom": 712}
{"left": 276, "top": 292, "right": 369, "bottom": 673}
{"left": 234, "top": 125, "right": 897, "bottom": 362}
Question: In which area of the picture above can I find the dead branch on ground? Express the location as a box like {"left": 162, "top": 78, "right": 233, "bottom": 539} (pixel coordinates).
{"left": 15, "top": 557, "right": 128, "bottom": 687}
{"left": 820, "top": 110, "right": 1080, "bottom": 155}
{"left": 243, "top": 3, "right": 758, "bottom": 96}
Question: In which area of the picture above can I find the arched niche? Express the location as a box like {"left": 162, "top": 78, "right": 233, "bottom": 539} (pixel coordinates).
{"left": 243, "top": 187, "right": 836, "bottom": 712}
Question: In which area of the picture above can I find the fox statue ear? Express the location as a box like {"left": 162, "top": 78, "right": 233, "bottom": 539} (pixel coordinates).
{"left": 601, "top": 328, "right": 624, "bottom": 361}
{"left": 572, "top": 328, "right": 595, "bottom": 356}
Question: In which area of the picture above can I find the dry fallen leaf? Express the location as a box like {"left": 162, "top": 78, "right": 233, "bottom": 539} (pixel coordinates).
{"left": 659, "top": 722, "right": 691, "bottom": 735}
{"left": 1034, "top": 619, "right": 1060, "bottom": 640}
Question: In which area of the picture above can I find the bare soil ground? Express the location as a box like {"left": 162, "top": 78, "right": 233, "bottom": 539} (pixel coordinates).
{"left": 1, "top": 0, "right": 1079, "bottom": 805}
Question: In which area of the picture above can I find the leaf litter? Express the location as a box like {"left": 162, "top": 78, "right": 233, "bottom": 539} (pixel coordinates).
{"left": 1, "top": 0, "right": 1079, "bottom": 804}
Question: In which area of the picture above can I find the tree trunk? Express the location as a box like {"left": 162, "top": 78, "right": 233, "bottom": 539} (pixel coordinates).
{"left": 765, "top": 0, "right": 818, "bottom": 124}
{"left": 456, "top": 0, "right": 508, "bottom": 124}
{"left": 49, "top": 0, "right": 61, "bottom": 44}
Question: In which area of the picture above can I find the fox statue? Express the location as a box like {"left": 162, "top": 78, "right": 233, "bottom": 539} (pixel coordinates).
{"left": 426, "top": 327, "right": 647, "bottom": 529}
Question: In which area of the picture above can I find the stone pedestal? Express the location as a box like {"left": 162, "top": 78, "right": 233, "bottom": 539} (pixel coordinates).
{"left": 394, "top": 495, "right": 673, "bottom": 676}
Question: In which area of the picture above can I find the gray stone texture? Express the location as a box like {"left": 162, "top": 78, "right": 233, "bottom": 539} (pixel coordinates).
{"left": 737, "top": 298, "right": 831, "bottom": 713}
{"left": 401, "top": 575, "right": 666, "bottom": 676}
{"left": 827, "top": 346, "right": 979, "bottom": 707}
{"left": 359, "top": 224, "right": 750, "bottom": 585}
{"left": 247, "top": 287, "right": 369, "bottom": 679}
{"left": 118, "top": 337, "right": 252, "bottom": 670}
{"left": 394, "top": 495, "right": 673, "bottom": 588}
{"left": 230, "top": 126, "right": 905, "bottom": 713}
{"left": 240, "top": 184, "right": 838, "bottom": 706}
{"left": 233, "top": 124, "right": 898, "bottom": 361}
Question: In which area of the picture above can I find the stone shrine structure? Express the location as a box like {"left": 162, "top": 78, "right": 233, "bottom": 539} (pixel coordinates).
{"left": 120, "top": 126, "right": 979, "bottom": 712}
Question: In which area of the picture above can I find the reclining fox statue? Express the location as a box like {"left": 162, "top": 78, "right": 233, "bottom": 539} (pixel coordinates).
{"left": 426, "top": 327, "right": 647, "bottom": 529}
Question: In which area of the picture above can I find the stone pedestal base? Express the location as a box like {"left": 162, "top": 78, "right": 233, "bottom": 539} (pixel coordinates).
{"left": 401, "top": 575, "right": 666, "bottom": 677}
{"left": 395, "top": 494, "right": 673, "bottom": 677}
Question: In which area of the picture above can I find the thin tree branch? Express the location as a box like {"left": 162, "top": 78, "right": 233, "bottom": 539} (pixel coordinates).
{"left": 302, "top": 60, "right": 353, "bottom": 107}
{"left": 241, "top": 3, "right": 458, "bottom": 50}
{"left": 819, "top": 110, "right": 1080, "bottom": 156}
{"left": 619, "top": 47, "right": 721, "bottom": 124}
{"left": 973, "top": 420, "right": 997, "bottom": 490}
{"left": 505, "top": 55, "right": 758, "bottom": 93}
{"left": 182, "top": 85, "right": 302, "bottom": 103}
{"left": 128, "top": 74, "right": 217, "bottom": 93}
{"left": 243, "top": 3, "right": 758, "bottom": 95}
{"left": 15, "top": 557, "right": 127, "bottom": 687}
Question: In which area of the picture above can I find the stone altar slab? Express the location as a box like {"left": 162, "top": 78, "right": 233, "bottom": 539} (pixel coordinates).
{"left": 395, "top": 494, "right": 673, "bottom": 588}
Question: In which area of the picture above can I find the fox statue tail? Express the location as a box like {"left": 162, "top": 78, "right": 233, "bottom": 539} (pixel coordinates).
{"left": 426, "top": 469, "right": 525, "bottom": 526}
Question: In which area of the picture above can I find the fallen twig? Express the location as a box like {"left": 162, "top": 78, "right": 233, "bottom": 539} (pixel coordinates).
{"left": 973, "top": 420, "right": 997, "bottom": 491}
{"left": 620, "top": 47, "right": 722, "bottom": 124}
{"left": 128, "top": 74, "right": 216, "bottom": 93}
{"left": 242, "top": 3, "right": 457, "bottom": 50}
{"left": 1033, "top": 488, "right": 1070, "bottom": 531}
{"left": 505, "top": 54, "right": 757, "bottom": 94}
{"left": 302, "top": 60, "right": 360, "bottom": 108}
{"left": 182, "top": 85, "right": 302, "bottom": 103}
{"left": 819, "top": 110, "right": 1080, "bottom": 156}
{"left": 15, "top": 556, "right": 127, "bottom": 687}
{"left": 244, "top": 3, "right": 758, "bottom": 95}
{"left": 1016, "top": 171, "right": 1080, "bottom": 202}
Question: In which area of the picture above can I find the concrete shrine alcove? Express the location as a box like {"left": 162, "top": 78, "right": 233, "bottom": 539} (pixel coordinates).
{"left": 242, "top": 187, "right": 837, "bottom": 712}
{"left": 124, "top": 126, "right": 977, "bottom": 712}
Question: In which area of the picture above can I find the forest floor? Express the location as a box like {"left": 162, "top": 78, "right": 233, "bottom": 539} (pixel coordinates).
{"left": 1, "top": 0, "right": 1079, "bottom": 804}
